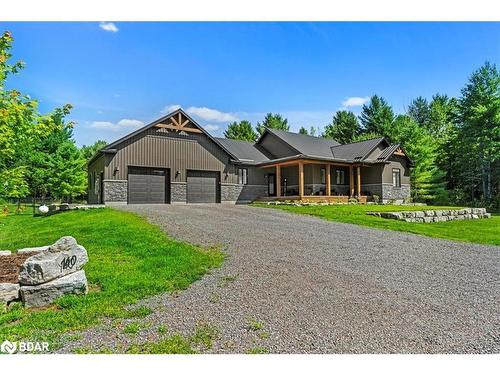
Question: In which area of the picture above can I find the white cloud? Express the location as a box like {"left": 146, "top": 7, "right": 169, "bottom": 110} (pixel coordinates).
{"left": 161, "top": 104, "right": 181, "bottom": 114}
{"left": 203, "top": 124, "right": 219, "bottom": 132}
{"left": 341, "top": 96, "right": 370, "bottom": 108}
{"left": 186, "top": 106, "right": 238, "bottom": 122}
{"left": 90, "top": 118, "right": 144, "bottom": 131}
{"left": 99, "top": 22, "right": 119, "bottom": 33}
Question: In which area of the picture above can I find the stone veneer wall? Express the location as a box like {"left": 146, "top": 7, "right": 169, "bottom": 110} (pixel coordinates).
{"left": 381, "top": 183, "right": 411, "bottom": 203}
{"left": 369, "top": 208, "right": 490, "bottom": 223}
{"left": 221, "top": 184, "right": 267, "bottom": 203}
{"left": 171, "top": 182, "right": 187, "bottom": 203}
{"left": 103, "top": 180, "right": 128, "bottom": 203}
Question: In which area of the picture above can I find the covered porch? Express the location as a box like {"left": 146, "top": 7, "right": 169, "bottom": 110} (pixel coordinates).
{"left": 259, "top": 159, "right": 368, "bottom": 203}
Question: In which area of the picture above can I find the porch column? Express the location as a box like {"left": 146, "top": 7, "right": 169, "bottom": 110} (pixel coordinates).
{"left": 298, "top": 161, "right": 304, "bottom": 199}
{"left": 356, "top": 166, "right": 361, "bottom": 197}
{"left": 349, "top": 165, "right": 354, "bottom": 197}
{"left": 325, "top": 164, "right": 331, "bottom": 196}
{"left": 276, "top": 164, "right": 281, "bottom": 198}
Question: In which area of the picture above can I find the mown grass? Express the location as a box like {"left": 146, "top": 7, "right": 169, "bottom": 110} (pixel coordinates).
{"left": 254, "top": 203, "right": 500, "bottom": 246}
{"left": 0, "top": 207, "right": 224, "bottom": 349}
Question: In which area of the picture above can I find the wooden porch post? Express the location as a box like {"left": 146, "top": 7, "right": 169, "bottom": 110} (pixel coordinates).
{"left": 276, "top": 164, "right": 281, "bottom": 197}
{"left": 356, "top": 166, "right": 361, "bottom": 197}
{"left": 325, "top": 164, "right": 331, "bottom": 196}
{"left": 298, "top": 162, "right": 304, "bottom": 199}
{"left": 349, "top": 165, "right": 354, "bottom": 197}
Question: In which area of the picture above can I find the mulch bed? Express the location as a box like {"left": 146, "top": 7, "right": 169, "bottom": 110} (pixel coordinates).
{"left": 0, "top": 252, "right": 36, "bottom": 283}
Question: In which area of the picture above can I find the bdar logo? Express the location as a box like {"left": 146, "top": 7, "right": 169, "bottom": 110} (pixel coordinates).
{"left": 1, "top": 339, "right": 17, "bottom": 354}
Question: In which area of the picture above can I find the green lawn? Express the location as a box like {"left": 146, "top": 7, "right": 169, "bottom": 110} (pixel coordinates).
{"left": 0, "top": 207, "right": 224, "bottom": 350}
{"left": 254, "top": 203, "right": 500, "bottom": 246}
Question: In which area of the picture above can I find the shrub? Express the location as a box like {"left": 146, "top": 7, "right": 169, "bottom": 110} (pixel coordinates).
{"left": 348, "top": 197, "right": 358, "bottom": 204}
{"left": 372, "top": 195, "right": 380, "bottom": 204}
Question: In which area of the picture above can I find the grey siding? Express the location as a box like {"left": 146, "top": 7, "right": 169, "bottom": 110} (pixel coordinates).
{"left": 102, "top": 127, "right": 267, "bottom": 203}
{"left": 381, "top": 156, "right": 411, "bottom": 185}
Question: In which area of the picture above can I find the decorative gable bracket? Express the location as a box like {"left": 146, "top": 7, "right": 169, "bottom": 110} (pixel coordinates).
{"left": 154, "top": 112, "right": 202, "bottom": 133}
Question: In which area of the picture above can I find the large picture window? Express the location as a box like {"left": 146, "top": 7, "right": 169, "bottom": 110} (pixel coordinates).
{"left": 392, "top": 168, "right": 401, "bottom": 187}
{"left": 335, "top": 169, "right": 346, "bottom": 185}
{"left": 238, "top": 168, "right": 248, "bottom": 185}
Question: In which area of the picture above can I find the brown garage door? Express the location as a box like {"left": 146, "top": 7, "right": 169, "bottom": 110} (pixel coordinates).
{"left": 187, "top": 170, "right": 219, "bottom": 203}
{"left": 128, "top": 167, "right": 170, "bottom": 204}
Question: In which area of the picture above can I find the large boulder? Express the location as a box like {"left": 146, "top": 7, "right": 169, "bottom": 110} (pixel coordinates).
{"left": 18, "top": 236, "right": 88, "bottom": 286}
{"left": 20, "top": 270, "right": 88, "bottom": 308}
{"left": 0, "top": 283, "right": 20, "bottom": 305}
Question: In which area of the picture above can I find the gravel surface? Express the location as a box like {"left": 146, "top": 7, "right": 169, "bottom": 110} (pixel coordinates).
{"left": 60, "top": 204, "right": 500, "bottom": 353}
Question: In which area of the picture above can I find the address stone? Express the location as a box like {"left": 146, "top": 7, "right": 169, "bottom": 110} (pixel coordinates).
{"left": 20, "top": 270, "right": 88, "bottom": 308}
{"left": 18, "top": 236, "right": 88, "bottom": 286}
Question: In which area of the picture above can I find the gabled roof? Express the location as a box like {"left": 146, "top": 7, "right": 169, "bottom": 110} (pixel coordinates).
{"left": 257, "top": 128, "right": 340, "bottom": 158}
{"left": 215, "top": 138, "right": 270, "bottom": 164}
{"left": 330, "top": 137, "right": 387, "bottom": 162}
{"left": 89, "top": 108, "right": 239, "bottom": 164}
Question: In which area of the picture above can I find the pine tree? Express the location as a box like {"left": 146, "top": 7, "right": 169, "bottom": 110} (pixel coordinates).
{"left": 457, "top": 62, "right": 500, "bottom": 203}
{"left": 323, "top": 110, "right": 360, "bottom": 144}
{"left": 298, "top": 127, "right": 308, "bottom": 135}
{"left": 359, "top": 95, "right": 394, "bottom": 135}
{"left": 408, "top": 96, "right": 431, "bottom": 128}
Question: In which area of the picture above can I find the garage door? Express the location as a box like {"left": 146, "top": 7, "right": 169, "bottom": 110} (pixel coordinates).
{"left": 187, "top": 170, "right": 219, "bottom": 203}
{"left": 128, "top": 167, "right": 169, "bottom": 204}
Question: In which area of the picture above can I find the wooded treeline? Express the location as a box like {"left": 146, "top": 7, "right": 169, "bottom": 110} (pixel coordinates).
{"left": 224, "top": 63, "right": 500, "bottom": 210}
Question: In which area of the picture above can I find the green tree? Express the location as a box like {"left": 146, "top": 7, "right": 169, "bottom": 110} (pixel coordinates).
{"left": 81, "top": 139, "right": 108, "bottom": 162}
{"left": 0, "top": 31, "right": 80, "bottom": 204}
{"left": 456, "top": 61, "right": 500, "bottom": 203}
{"left": 323, "top": 110, "right": 361, "bottom": 144}
{"left": 298, "top": 126, "right": 308, "bottom": 135}
{"left": 309, "top": 126, "right": 318, "bottom": 136}
{"left": 407, "top": 96, "right": 431, "bottom": 127}
{"left": 224, "top": 120, "right": 257, "bottom": 142}
{"left": 359, "top": 95, "right": 394, "bottom": 135}
{"left": 48, "top": 141, "right": 87, "bottom": 202}
{"left": 256, "top": 113, "right": 289, "bottom": 135}
{"left": 385, "top": 115, "right": 447, "bottom": 202}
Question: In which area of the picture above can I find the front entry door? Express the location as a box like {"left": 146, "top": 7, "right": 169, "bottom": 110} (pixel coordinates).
{"left": 268, "top": 173, "right": 276, "bottom": 196}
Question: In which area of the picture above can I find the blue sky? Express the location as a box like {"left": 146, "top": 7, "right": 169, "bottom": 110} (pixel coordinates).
{"left": 2, "top": 22, "right": 499, "bottom": 146}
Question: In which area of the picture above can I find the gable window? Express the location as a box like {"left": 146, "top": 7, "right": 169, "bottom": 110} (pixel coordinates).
{"left": 320, "top": 168, "right": 326, "bottom": 184}
{"left": 238, "top": 168, "right": 248, "bottom": 185}
{"left": 335, "top": 169, "right": 346, "bottom": 185}
{"left": 392, "top": 168, "right": 401, "bottom": 187}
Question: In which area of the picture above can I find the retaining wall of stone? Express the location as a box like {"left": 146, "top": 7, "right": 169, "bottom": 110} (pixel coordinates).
{"left": 368, "top": 208, "right": 491, "bottom": 223}
{"left": 0, "top": 237, "right": 88, "bottom": 308}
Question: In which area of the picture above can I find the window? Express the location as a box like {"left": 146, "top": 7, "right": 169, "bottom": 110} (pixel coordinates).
{"left": 320, "top": 168, "right": 326, "bottom": 184}
{"left": 392, "top": 168, "right": 401, "bottom": 187}
{"left": 238, "top": 168, "right": 248, "bottom": 185}
{"left": 335, "top": 169, "right": 346, "bottom": 185}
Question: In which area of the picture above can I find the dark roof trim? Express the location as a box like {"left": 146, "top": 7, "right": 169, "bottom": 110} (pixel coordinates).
{"left": 91, "top": 108, "right": 240, "bottom": 162}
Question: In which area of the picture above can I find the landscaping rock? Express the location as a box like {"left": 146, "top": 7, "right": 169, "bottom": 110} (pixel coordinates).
{"left": 20, "top": 270, "right": 88, "bottom": 308}
{"left": 0, "top": 283, "right": 20, "bottom": 305}
{"left": 368, "top": 208, "right": 490, "bottom": 224}
{"left": 0, "top": 251, "right": 11, "bottom": 256}
{"left": 18, "top": 237, "right": 88, "bottom": 286}
{"left": 17, "top": 246, "right": 49, "bottom": 255}
{"left": 59, "top": 203, "right": 70, "bottom": 211}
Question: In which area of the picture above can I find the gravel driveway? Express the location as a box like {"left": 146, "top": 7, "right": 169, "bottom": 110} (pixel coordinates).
{"left": 63, "top": 204, "right": 500, "bottom": 353}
